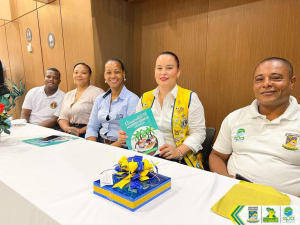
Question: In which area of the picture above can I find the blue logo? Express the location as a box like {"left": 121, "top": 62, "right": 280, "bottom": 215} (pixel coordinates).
{"left": 284, "top": 207, "right": 293, "bottom": 216}
{"left": 282, "top": 207, "right": 295, "bottom": 223}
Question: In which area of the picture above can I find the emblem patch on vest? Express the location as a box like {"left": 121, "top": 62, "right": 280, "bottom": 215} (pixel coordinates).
{"left": 180, "top": 118, "right": 188, "bottom": 129}
{"left": 282, "top": 133, "right": 300, "bottom": 151}
{"left": 50, "top": 101, "right": 57, "bottom": 109}
{"left": 175, "top": 137, "right": 180, "bottom": 143}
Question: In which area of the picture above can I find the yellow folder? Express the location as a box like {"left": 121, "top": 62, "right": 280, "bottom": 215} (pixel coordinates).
{"left": 211, "top": 181, "right": 291, "bottom": 219}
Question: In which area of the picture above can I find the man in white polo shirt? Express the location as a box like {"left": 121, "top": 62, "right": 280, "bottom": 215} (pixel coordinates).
{"left": 21, "top": 68, "right": 65, "bottom": 128}
{"left": 210, "top": 57, "right": 300, "bottom": 197}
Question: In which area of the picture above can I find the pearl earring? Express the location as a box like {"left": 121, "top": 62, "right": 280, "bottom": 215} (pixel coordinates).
{"left": 124, "top": 77, "right": 126, "bottom": 81}
{"left": 104, "top": 80, "right": 107, "bottom": 83}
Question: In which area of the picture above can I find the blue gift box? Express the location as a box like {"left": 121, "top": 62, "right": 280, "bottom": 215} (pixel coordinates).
{"left": 93, "top": 174, "right": 171, "bottom": 211}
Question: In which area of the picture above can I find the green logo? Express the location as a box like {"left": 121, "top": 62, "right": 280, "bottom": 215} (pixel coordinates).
{"left": 263, "top": 208, "right": 278, "bottom": 223}
{"left": 238, "top": 128, "right": 245, "bottom": 134}
{"left": 234, "top": 128, "right": 246, "bottom": 141}
{"left": 282, "top": 207, "right": 295, "bottom": 223}
{"left": 284, "top": 207, "right": 293, "bottom": 216}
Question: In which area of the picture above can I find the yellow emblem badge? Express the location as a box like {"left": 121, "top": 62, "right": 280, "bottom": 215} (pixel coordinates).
{"left": 282, "top": 133, "right": 299, "bottom": 151}
{"left": 50, "top": 101, "right": 57, "bottom": 109}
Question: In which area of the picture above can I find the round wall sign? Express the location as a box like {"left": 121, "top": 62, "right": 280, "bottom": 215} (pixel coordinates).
{"left": 26, "top": 28, "right": 32, "bottom": 42}
{"left": 48, "top": 33, "right": 55, "bottom": 49}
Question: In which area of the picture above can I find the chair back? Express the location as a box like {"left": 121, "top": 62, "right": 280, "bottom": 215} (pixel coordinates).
{"left": 202, "top": 127, "right": 216, "bottom": 171}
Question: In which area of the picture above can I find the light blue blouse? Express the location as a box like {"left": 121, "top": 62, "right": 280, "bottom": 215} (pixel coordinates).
{"left": 85, "top": 85, "right": 139, "bottom": 141}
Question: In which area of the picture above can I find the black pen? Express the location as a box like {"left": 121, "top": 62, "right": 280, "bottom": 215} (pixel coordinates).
{"left": 236, "top": 173, "right": 253, "bottom": 183}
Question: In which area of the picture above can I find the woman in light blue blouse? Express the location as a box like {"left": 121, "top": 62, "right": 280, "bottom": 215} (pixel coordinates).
{"left": 85, "top": 59, "right": 139, "bottom": 146}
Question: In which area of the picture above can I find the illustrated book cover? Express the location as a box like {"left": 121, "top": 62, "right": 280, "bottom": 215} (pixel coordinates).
{"left": 119, "top": 108, "right": 164, "bottom": 155}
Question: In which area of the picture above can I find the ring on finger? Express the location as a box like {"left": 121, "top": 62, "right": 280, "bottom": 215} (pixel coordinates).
{"left": 168, "top": 151, "right": 171, "bottom": 156}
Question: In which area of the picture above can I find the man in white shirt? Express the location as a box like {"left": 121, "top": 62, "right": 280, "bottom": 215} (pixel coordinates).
{"left": 21, "top": 68, "right": 65, "bottom": 128}
{"left": 210, "top": 57, "right": 300, "bottom": 197}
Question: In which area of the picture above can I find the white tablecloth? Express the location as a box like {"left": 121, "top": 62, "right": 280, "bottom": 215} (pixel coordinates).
{"left": 0, "top": 124, "right": 299, "bottom": 225}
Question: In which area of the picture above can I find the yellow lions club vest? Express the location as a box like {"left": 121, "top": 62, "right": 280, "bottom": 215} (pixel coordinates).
{"left": 141, "top": 85, "right": 204, "bottom": 169}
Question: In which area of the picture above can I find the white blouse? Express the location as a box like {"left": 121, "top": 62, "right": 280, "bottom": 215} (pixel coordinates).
{"left": 136, "top": 85, "right": 206, "bottom": 153}
{"left": 59, "top": 85, "right": 104, "bottom": 124}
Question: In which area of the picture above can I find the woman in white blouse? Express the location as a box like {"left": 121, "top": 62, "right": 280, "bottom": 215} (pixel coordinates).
{"left": 118, "top": 52, "right": 206, "bottom": 169}
{"left": 59, "top": 63, "right": 104, "bottom": 137}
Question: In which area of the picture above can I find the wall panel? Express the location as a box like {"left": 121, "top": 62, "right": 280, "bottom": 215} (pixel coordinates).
{"left": 91, "top": 0, "right": 134, "bottom": 91}
{"left": 266, "top": 0, "right": 300, "bottom": 97}
{"left": 37, "top": 0, "right": 56, "bottom": 8}
{"left": 17, "top": 0, "right": 36, "bottom": 18}
{"left": 9, "top": 0, "right": 18, "bottom": 20}
{"left": 60, "top": 0, "right": 95, "bottom": 91}
{"left": 6, "top": 20, "right": 25, "bottom": 119}
{"left": 18, "top": 10, "right": 44, "bottom": 91}
{"left": 37, "top": 0, "right": 68, "bottom": 92}
{"left": 0, "top": 20, "right": 5, "bottom": 26}
{"left": 0, "top": 0, "right": 12, "bottom": 21}
{"left": 133, "top": 0, "right": 209, "bottom": 98}
{"left": 37, "top": 2, "right": 46, "bottom": 8}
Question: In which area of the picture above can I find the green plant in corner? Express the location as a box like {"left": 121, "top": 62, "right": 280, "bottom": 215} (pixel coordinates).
{"left": 0, "top": 103, "right": 11, "bottom": 134}
{"left": 0, "top": 78, "right": 25, "bottom": 112}
{"left": 0, "top": 78, "right": 25, "bottom": 135}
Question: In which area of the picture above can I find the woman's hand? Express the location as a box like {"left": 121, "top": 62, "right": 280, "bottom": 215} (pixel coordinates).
{"left": 65, "top": 127, "right": 80, "bottom": 136}
{"left": 117, "top": 130, "right": 128, "bottom": 144}
{"left": 159, "top": 144, "right": 180, "bottom": 160}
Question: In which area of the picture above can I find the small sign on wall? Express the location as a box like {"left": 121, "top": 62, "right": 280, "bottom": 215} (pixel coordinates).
{"left": 48, "top": 33, "right": 55, "bottom": 49}
{"left": 26, "top": 28, "right": 32, "bottom": 42}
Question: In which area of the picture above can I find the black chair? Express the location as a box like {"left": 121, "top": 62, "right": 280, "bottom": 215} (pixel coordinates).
{"left": 201, "top": 127, "right": 216, "bottom": 171}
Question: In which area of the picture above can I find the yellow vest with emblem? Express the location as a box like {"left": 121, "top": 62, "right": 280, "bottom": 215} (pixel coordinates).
{"left": 141, "top": 85, "right": 204, "bottom": 169}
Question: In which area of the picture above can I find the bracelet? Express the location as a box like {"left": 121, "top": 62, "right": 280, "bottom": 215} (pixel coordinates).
{"left": 177, "top": 149, "right": 183, "bottom": 161}
{"left": 177, "top": 148, "right": 183, "bottom": 155}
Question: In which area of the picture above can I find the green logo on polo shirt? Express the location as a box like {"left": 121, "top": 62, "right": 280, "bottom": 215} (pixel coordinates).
{"left": 234, "top": 128, "right": 245, "bottom": 142}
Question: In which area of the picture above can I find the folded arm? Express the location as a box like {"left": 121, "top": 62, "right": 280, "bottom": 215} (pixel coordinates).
{"left": 38, "top": 115, "right": 59, "bottom": 128}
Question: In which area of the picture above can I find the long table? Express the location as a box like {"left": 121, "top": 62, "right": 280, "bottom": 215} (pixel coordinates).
{"left": 0, "top": 124, "right": 299, "bottom": 225}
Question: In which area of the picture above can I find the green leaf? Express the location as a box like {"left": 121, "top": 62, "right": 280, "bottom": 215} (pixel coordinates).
{"left": 4, "top": 128, "right": 10, "bottom": 134}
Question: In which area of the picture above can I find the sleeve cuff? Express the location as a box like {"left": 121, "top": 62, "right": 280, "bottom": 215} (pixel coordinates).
{"left": 212, "top": 143, "right": 232, "bottom": 155}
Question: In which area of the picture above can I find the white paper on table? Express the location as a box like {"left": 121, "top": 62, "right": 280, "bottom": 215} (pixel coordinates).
{"left": 99, "top": 170, "right": 115, "bottom": 187}
{"left": 11, "top": 119, "right": 27, "bottom": 126}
